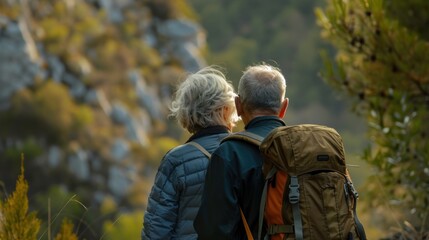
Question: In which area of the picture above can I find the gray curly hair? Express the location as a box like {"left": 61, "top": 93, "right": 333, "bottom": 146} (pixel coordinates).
{"left": 170, "top": 66, "right": 237, "bottom": 133}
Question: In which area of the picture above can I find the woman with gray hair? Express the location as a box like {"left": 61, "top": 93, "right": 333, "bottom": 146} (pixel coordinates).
{"left": 142, "top": 66, "right": 237, "bottom": 240}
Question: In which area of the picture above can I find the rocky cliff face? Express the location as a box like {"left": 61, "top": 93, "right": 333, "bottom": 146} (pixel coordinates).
{"left": 0, "top": 0, "right": 206, "bottom": 210}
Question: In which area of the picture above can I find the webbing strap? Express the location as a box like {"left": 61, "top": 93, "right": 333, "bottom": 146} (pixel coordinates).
{"left": 348, "top": 181, "right": 367, "bottom": 240}
{"left": 240, "top": 208, "right": 254, "bottom": 240}
{"left": 237, "top": 131, "right": 265, "bottom": 143}
{"left": 258, "top": 168, "right": 277, "bottom": 240}
{"left": 289, "top": 176, "right": 303, "bottom": 240}
{"left": 258, "top": 181, "right": 268, "bottom": 240}
{"left": 267, "top": 224, "right": 294, "bottom": 235}
{"left": 187, "top": 141, "right": 211, "bottom": 159}
{"left": 222, "top": 131, "right": 264, "bottom": 146}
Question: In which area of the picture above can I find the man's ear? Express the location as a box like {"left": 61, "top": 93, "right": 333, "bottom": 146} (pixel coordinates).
{"left": 278, "top": 98, "right": 289, "bottom": 118}
{"left": 235, "top": 96, "right": 243, "bottom": 117}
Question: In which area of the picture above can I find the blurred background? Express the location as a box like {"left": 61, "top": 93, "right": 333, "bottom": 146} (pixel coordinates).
{"left": 0, "top": 0, "right": 427, "bottom": 239}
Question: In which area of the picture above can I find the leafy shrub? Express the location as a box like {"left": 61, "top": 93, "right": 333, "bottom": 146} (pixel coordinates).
{"left": 316, "top": 0, "right": 429, "bottom": 234}
{"left": 0, "top": 157, "right": 40, "bottom": 240}
{"left": 54, "top": 219, "right": 78, "bottom": 240}
{"left": 0, "top": 158, "right": 80, "bottom": 240}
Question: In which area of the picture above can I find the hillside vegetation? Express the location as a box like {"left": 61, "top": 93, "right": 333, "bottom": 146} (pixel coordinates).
{"left": 0, "top": 0, "right": 203, "bottom": 238}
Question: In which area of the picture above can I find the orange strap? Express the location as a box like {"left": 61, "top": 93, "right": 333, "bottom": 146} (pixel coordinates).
{"left": 240, "top": 208, "right": 254, "bottom": 240}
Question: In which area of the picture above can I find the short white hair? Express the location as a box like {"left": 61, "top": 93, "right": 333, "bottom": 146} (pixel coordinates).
{"left": 238, "top": 64, "right": 286, "bottom": 114}
{"left": 170, "top": 66, "right": 237, "bottom": 133}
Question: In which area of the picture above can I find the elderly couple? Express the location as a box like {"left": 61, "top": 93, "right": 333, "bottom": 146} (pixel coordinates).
{"left": 142, "top": 63, "right": 289, "bottom": 240}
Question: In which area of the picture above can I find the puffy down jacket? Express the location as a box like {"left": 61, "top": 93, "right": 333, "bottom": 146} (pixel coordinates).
{"left": 142, "top": 126, "right": 229, "bottom": 240}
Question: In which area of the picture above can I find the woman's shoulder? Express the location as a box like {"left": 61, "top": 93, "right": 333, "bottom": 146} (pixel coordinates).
{"left": 164, "top": 132, "right": 229, "bottom": 163}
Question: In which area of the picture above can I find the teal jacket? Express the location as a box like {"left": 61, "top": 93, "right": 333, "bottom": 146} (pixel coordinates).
{"left": 194, "top": 116, "right": 285, "bottom": 240}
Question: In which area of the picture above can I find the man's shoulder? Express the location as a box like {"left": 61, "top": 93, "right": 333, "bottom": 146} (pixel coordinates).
{"left": 213, "top": 134, "right": 260, "bottom": 161}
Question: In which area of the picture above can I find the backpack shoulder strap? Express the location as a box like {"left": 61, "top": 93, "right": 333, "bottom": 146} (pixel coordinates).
{"left": 346, "top": 179, "right": 367, "bottom": 240}
{"left": 187, "top": 141, "right": 211, "bottom": 159}
{"left": 240, "top": 208, "right": 254, "bottom": 240}
{"left": 222, "top": 131, "right": 264, "bottom": 146}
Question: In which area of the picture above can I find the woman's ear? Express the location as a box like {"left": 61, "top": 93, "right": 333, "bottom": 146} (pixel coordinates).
{"left": 222, "top": 106, "right": 233, "bottom": 131}
{"left": 278, "top": 98, "right": 289, "bottom": 118}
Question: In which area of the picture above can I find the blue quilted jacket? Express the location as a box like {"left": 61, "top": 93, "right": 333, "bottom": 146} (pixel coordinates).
{"left": 142, "top": 126, "right": 229, "bottom": 240}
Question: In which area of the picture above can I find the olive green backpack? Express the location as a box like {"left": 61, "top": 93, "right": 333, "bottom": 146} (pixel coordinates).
{"left": 225, "top": 124, "right": 367, "bottom": 240}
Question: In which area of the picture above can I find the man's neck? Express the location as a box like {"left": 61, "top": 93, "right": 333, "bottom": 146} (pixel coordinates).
{"left": 242, "top": 111, "right": 278, "bottom": 125}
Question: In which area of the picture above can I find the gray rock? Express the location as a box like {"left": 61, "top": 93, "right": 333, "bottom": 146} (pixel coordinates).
{"left": 68, "top": 149, "right": 90, "bottom": 181}
{"left": 93, "top": 191, "right": 106, "bottom": 204}
{"left": 128, "top": 69, "right": 163, "bottom": 119}
{"left": 155, "top": 19, "right": 207, "bottom": 72}
{"left": 5, "top": 21, "right": 24, "bottom": 42}
{"left": 110, "top": 102, "right": 131, "bottom": 124}
{"left": 84, "top": 89, "right": 100, "bottom": 106}
{"left": 63, "top": 73, "right": 87, "bottom": 99}
{"left": 99, "top": 0, "right": 134, "bottom": 23}
{"left": 48, "top": 145, "right": 62, "bottom": 168}
{"left": 172, "top": 42, "right": 206, "bottom": 73}
{"left": 108, "top": 166, "right": 130, "bottom": 197}
{"left": 134, "top": 83, "right": 163, "bottom": 121}
{"left": 91, "top": 155, "right": 103, "bottom": 172}
{"left": 143, "top": 32, "right": 157, "bottom": 48}
{"left": 110, "top": 138, "right": 130, "bottom": 161}
{"left": 0, "top": 20, "right": 43, "bottom": 110}
{"left": 125, "top": 165, "right": 137, "bottom": 181}
{"left": 128, "top": 69, "right": 145, "bottom": 87}
{"left": 125, "top": 117, "right": 149, "bottom": 146}
{"left": 136, "top": 109, "right": 151, "bottom": 133}
{"left": 157, "top": 19, "right": 200, "bottom": 40}
{"left": 0, "top": 15, "right": 9, "bottom": 27}
{"left": 46, "top": 55, "right": 65, "bottom": 82}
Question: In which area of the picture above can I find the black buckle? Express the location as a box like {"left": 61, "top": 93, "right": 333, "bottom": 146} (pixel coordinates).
{"left": 289, "top": 176, "right": 300, "bottom": 204}
{"left": 347, "top": 181, "right": 359, "bottom": 199}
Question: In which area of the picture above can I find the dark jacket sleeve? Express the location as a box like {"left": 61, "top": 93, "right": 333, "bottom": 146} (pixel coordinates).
{"left": 142, "top": 154, "right": 182, "bottom": 240}
{"left": 194, "top": 150, "right": 244, "bottom": 240}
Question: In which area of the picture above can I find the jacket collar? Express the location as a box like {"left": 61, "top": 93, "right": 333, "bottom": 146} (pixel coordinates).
{"left": 244, "top": 116, "right": 285, "bottom": 130}
{"left": 186, "top": 125, "right": 230, "bottom": 143}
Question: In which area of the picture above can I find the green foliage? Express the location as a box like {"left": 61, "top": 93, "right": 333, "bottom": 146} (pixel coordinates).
{"left": 33, "top": 186, "right": 108, "bottom": 240}
{"left": 384, "top": 0, "right": 429, "bottom": 41}
{"left": 0, "top": 161, "right": 85, "bottom": 240}
{"left": 54, "top": 219, "right": 78, "bottom": 240}
{"left": 39, "top": 18, "right": 70, "bottom": 52}
{"left": 100, "top": 196, "right": 118, "bottom": 216}
{"left": 0, "top": 158, "right": 41, "bottom": 240}
{"left": 171, "top": 0, "right": 198, "bottom": 20}
{"left": 102, "top": 211, "right": 143, "bottom": 240}
{"left": 2, "top": 138, "right": 43, "bottom": 161}
{"left": 0, "top": 4, "right": 20, "bottom": 18}
{"left": 317, "top": 0, "right": 429, "bottom": 231}
{"left": 144, "top": 136, "right": 180, "bottom": 166}
{"left": 36, "top": 1, "right": 103, "bottom": 56}
{"left": 6, "top": 81, "right": 93, "bottom": 143}
{"left": 34, "top": 187, "right": 84, "bottom": 231}
{"left": 144, "top": 0, "right": 197, "bottom": 20}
